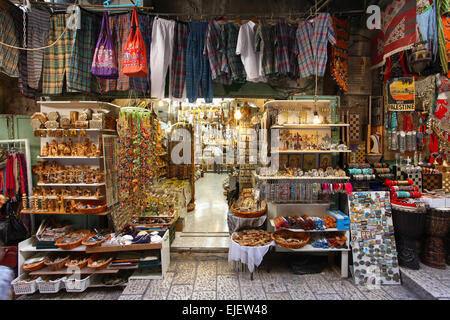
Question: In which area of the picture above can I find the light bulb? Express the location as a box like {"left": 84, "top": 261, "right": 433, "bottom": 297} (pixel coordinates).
{"left": 235, "top": 109, "right": 242, "bottom": 120}
{"left": 313, "top": 111, "right": 321, "bottom": 124}
{"left": 159, "top": 100, "right": 165, "bottom": 107}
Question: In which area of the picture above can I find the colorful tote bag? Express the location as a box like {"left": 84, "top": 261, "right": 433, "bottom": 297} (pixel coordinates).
{"left": 91, "top": 12, "right": 119, "bottom": 79}
{"left": 122, "top": 8, "right": 147, "bottom": 77}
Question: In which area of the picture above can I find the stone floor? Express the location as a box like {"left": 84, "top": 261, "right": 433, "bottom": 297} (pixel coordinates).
{"left": 19, "top": 252, "right": 424, "bottom": 300}
{"left": 400, "top": 263, "right": 450, "bottom": 300}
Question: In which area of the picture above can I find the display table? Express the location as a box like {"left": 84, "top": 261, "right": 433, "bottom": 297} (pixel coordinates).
{"left": 227, "top": 210, "right": 267, "bottom": 234}
{"left": 228, "top": 237, "right": 274, "bottom": 276}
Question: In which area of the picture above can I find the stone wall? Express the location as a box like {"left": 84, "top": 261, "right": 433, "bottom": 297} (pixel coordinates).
{"left": 0, "top": 74, "right": 38, "bottom": 115}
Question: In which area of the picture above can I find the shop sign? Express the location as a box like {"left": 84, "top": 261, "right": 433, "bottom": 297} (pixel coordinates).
{"left": 387, "top": 77, "right": 415, "bottom": 111}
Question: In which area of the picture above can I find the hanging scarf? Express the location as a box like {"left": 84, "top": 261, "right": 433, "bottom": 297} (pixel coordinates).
{"left": 6, "top": 154, "right": 15, "bottom": 199}
{"left": 16, "top": 153, "right": 28, "bottom": 196}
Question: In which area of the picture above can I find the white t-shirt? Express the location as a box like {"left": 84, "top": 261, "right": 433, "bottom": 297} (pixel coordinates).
{"left": 236, "top": 21, "right": 266, "bottom": 83}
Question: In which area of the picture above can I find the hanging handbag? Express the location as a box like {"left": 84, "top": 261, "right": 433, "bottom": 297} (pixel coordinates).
{"left": 0, "top": 199, "right": 28, "bottom": 246}
{"left": 122, "top": 8, "right": 148, "bottom": 77}
{"left": 91, "top": 12, "right": 119, "bottom": 79}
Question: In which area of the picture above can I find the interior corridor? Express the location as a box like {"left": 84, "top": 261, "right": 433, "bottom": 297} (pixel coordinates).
{"left": 171, "top": 173, "right": 230, "bottom": 250}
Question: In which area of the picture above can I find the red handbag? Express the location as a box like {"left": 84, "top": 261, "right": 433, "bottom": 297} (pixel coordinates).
{"left": 0, "top": 246, "right": 17, "bottom": 269}
{"left": 122, "top": 8, "right": 148, "bottom": 77}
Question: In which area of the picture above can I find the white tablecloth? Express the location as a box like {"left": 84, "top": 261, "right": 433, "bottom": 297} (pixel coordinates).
{"left": 227, "top": 212, "right": 267, "bottom": 234}
{"left": 228, "top": 238, "right": 274, "bottom": 273}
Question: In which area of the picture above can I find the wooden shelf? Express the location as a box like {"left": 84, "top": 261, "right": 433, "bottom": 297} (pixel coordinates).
{"left": 37, "top": 183, "right": 105, "bottom": 187}
{"left": 37, "top": 101, "right": 120, "bottom": 111}
{"left": 264, "top": 100, "right": 332, "bottom": 109}
{"left": 37, "top": 129, "right": 116, "bottom": 133}
{"left": 29, "top": 267, "right": 120, "bottom": 276}
{"left": 32, "top": 196, "right": 104, "bottom": 200}
{"left": 275, "top": 244, "right": 350, "bottom": 252}
{"left": 38, "top": 156, "right": 104, "bottom": 159}
{"left": 272, "top": 124, "right": 349, "bottom": 129}
{"left": 272, "top": 150, "right": 351, "bottom": 154}
{"left": 85, "top": 242, "right": 163, "bottom": 253}
{"left": 20, "top": 242, "right": 86, "bottom": 252}
{"left": 253, "top": 172, "right": 350, "bottom": 181}
{"left": 269, "top": 220, "right": 347, "bottom": 232}
{"left": 20, "top": 209, "right": 111, "bottom": 216}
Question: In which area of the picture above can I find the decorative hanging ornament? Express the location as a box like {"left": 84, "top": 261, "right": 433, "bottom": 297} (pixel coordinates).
{"left": 407, "top": 41, "right": 432, "bottom": 74}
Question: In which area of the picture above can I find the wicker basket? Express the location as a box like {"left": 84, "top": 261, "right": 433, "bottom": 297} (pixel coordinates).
{"left": 231, "top": 203, "right": 266, "bottom": 218}
{"left": 88, "top": 254, "right": 113, "bottom": 270}
{"left": 22, "top": 257, "right": 46, "bottom": 272}
{"left": 11, "top": 275, "right": 41, "bottom": 295}
{"left": 75, "top": 200, "right": 107, "bottom": 214}
{"left": 37, "top": 277, "right": 66, "bottom": 294}
{"left": 44, "top": 255, "right": 70, "bottom": 271}
{"left": 54, "top": 230, "right": 93, "bottom": 250}
{"left": 82, "top": 233, "right": 111, "bottom": 248}
{"left": 271, "top": 230, "right": 310, "bottom": 249}
{"left": 65, "top": 254, "right": 89, "bottom": 269}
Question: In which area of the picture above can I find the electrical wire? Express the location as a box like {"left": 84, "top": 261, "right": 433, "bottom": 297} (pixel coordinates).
{"left": 0, "top": 17, "right": 70, "bottom": 51}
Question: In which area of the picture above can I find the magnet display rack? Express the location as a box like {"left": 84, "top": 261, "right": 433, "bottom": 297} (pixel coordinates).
{"left": 254, "top": 98, "right": 350, "bottom": 277}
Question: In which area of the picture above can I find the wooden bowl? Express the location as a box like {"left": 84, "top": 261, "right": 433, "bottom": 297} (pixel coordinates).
{"left": 88, "top": 254, "right": 113, "bottom": 270}
{"left": 271, "top": 230, "right": 310, "bottom": 249}
{"left": 54, "top": 230, "right": 93, "bottom": 250}
{"left": 231, "top": 203, "right": 266, "bottom": 218}
{"left": 75, "top": 200, "right": 107, "bottom": 214}
{"left": 44, "top": 255, "right": 70, "bottom": 271}
{"left": 22, "top": 257, "right": 46, "bottom": 272}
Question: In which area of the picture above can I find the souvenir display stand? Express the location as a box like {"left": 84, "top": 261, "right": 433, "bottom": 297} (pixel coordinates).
{"left": 17, "top": 229, "right": 170, "bottom": 282}
{"left": 254, "top": 99, "right": 351, "bottom": 278}
{"left": 23, "top": 101, "right": 120, "bottom": 217}
{"left": 13, "top": 102, "right": 170, "bottom": 295}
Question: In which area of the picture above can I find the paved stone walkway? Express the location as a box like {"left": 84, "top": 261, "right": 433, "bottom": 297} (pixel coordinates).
{"left": 400, "top": 263, "right": 450, "bottom": 300}
{"left": 19, "top": 252, "right": 423, "bottom": 300}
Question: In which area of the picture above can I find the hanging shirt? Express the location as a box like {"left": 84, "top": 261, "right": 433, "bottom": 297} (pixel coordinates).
{"left": 236, "top": 21, "right": 266, "bottom": 82}
{"left": 417, "top": 3, "right": 438, "bottom": 60}
{"left": 221, "top": 22, "right": 246, "bottom": 83}
{"left": 255, "top": 21, "right": 278, "bottom": 77}
{"left": 204, "top": 20, "right": 231, "bottom": 85}
{"left": 273, "top": 19, "right": 298, "bottom": 78}
{"left": 296, "top": 13, "right": 336, "bottom": 78}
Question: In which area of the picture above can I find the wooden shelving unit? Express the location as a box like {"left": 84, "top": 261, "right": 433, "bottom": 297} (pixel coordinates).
{"left": 30, "top": 267, "right": 120, "bottom": 276}
{"left": 85, "top": 242, "right": 163, "bottom": 253}
{"left": 254, "top": 99, "right": 350, "bottom": 278}
{"left": 20, "top": 209, "right": 111, "bottom": 216}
